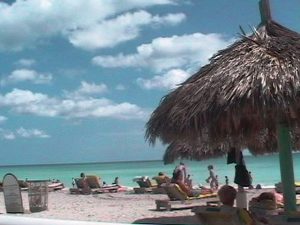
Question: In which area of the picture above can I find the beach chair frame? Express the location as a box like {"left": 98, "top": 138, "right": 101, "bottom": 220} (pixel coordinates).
{"left": 155, "top": 183, "right": 218, "bottom": 211}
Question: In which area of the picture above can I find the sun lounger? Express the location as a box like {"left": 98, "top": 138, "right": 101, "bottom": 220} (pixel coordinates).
{"left": 155, "top": 183, "right": 217, "bottom": 211}
{"left": 75, "top": 178, "right": 85, "bottom": 189}
{"left": 86, "top": 175, "right": 102, "bottom": 188}
{"left": 69, "top": 178, "right": 91, "bottom": 194}
{"left": 275, "top": 182, "right": 300, "bottom": 194}
{"left": 249, "top": 197, "right": 278, "bottom": 215}
{"left": 133, "top": 176, "right": 160, "bottom": 194}
{"left": 248, "top": 194, "right": 300, "bottom": 223}
{"left": 133, "top": 187, "right": 153, "bottom": 194}
{"left": 152, "top": 175, "right": 171, "bottom": 187}
{"left": 268, "top": 213, "right": 300, "bottom": 225}
{"left": 70, "top": 177, "right": 108, "bottom": 195}
{"left": 133, "top": 215, "right": 202, "bottom": 224}
{"left": 85, "top": 175, "right": 120, "bottom": 193}
{"left": 192, "top": 206, "right": 243, "bottom": 225}
{"left": 133, "top": 176, "right": 157, "bottom": 188}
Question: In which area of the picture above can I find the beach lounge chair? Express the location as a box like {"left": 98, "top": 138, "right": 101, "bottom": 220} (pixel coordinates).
{"left": 133, "top": 176, "right": 157, "bottom": 188}
{"left": 75, "top": 178, "right": 85, "bottom": 189}
{"left": 275, "top": 182, "right": 300, "bottom": 194}
{"left": 69, "top": 178, "right": 91, "bottom": 194}
{"left": 155, "top": 183, "right": 217, "bottom": 211}
{"left": 133, "top": 176, "right": 159, "bottom": 194}
{"left": 152, "top": 175, "right": 171, "bottom": 187}
{"left": 192, "top": 206, "right": 245, "bottom": 225}
{"left": 86, "top": 175, "right": 102, "bottom": 189}
{"left": 151, "top": 175, "right": 170, "bottom": 194}
{"left": 85, "top": 175, "right": 120, "bottom": 193}
{"left": 248, "top": 193, "right": 278, "bottom": 215}
{"left": 268, "top": 213, "right": 300, "bottom": 225}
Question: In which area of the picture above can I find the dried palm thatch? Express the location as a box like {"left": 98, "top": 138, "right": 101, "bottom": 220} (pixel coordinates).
{"left": 163, "top": 141, "right": 227, "bottom": 164}
{"left": 146, "top": 1, "right": 300, "bottom": 157}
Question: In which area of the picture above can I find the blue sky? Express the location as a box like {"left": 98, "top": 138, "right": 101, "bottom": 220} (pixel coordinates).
{"left": 0, "top": 0, "right": 299, "bottom": 165}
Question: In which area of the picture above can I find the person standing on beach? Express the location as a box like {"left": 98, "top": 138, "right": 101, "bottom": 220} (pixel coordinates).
{"left": 112, "top": 177, "right": 119, "bottom": 186}
{"left": 206, "top": 165, "right": 218, "bottom": 190}
{"left": 72, "top": 177, "right": 76, "bottom": 188}
{"left": 171, "top": 169, "right": 202, "bottom": 197}
{"left": 215, "top": 175, "right": 219, "bottom": 190}
{"left": 248, "top": 172, "right": 254, "bottom": 189}
{"left": 80, "top": 172, "right": 91, "bottom": 194}
{"left": 225, "top": 176, "right": 229, "bottom": 185}
{"left": 186, "top": 174, "right": 193, "bottom": 189}
{"left": 173, "top": 162, "right": 187, "bottom": 183}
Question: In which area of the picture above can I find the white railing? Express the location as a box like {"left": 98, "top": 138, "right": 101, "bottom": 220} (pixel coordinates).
{"left": 0, "top": 215, "right": 152, "bottom": 225}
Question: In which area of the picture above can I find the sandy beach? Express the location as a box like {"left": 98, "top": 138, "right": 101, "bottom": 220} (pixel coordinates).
{"left": 0, "top": 188, "right": 273, "bottom": 224}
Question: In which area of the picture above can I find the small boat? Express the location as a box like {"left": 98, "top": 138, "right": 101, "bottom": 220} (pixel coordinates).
{"left": 48, "top": 181, "right": 65, "bottom": 191}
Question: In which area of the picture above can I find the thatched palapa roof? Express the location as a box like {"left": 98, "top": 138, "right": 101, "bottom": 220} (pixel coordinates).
{"left": 163, "top": 141, "right": 226, "bottom": 164}
{"left": 146, "top": 0, "right": 300, "bottom": 157}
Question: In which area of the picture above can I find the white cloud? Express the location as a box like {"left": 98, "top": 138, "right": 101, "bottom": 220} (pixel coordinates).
{"left": 77, "top": 81, "right": 108, "bottom": 95}
{"left": 152, "top": 13, "right": 186, "bottom": 25}
{"left": 64, "top": 81, "right": 108, "bottom": 99}
{"left": 92, "top": 33, "right": 233, "bottom": 72}
{"left": 0, "top": 88, "right": 148, "bottom": 120}
{"left": 0, "top": 128, "right": 15, "bottom": 140}
{"left": 0, "top": 0, "right": 179, "bottom": 51}
{"left": 3, "top": 132, "right": 15, "bottom": 140}
{"left": 16, "top": 127, "right": 50, "bottom": 138}
{"left": 137, "top": 69, "right": 190, "bottom": 90}
{"left": 113, "top": 0, "right": 176, "bottom": 10}
{"left": 1, "top": 69, "right": 52, "bottom": 85}
{"left": 0, "top": 127, "right": 49, "bottom": 140}
{"left": 15, "top": 59, "right": 36, "bottom": 67}
{"left": 0, "top": 115, "right": 7, "bottom": 123}
{"left": 69, "top": 11, "right": 185, "bottom": 50}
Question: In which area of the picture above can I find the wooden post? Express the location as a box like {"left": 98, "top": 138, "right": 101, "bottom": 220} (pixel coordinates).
{"left": 278, "top": 123, "right": 297, "bottom": 212}
{"left": 259, "top": 0, "right": 272, "bottom": 26}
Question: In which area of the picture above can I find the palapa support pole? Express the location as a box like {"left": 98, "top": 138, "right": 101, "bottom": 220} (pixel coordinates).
{"left": 259, "top": 0, "right": 296, "bottom": 213}
{"left": 259, "top": 0, "right": 272, "bottom": 26}
{"left": 236, "top": 190, "right": 248, "bottom": 210}
{"left": 278, "top": 123, "right": 296, "bottom": 212}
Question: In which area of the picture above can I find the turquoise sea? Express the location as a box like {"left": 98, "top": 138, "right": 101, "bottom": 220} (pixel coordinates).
{"left": 0, "top": 153, "right": 300, "bottom": 188}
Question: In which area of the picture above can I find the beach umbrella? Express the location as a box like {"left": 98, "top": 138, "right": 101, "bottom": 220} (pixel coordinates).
{"left": 146, "top": 0, "right": 300, "bottom": 212}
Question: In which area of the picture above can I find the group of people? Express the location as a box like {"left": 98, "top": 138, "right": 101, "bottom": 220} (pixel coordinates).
{"left": 170, "top": 162, "right": 218, "bottom": 197}
{"left": 169, "top": 162, "right": 257, "bottom": 199}
{"left": 72, "top": 173, "right": 120, "bottom": 186}
{"left": 171, "top": 164, "right": 201, "bottom": 197}
{"left": 217, "top": 185, "right": 270, "bottom": 225}
{"left": 174, "top": 162, "right": 218, "bottom": 185}
{"left": 169, "top": 162, "right": 273, "bottom": 224}
{"left": 71, "top": 173, "right": 121, "bottom": 194}
{"left": 171, "top": 161, "right": 255, "bottom": 190}
{"left": 217, "top": 184, "right": 283, "bottom": 224}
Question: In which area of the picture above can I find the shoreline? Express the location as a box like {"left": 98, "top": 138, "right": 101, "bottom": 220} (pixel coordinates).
{"left": 0, "top": 155, "right": 289, "bottom": 188}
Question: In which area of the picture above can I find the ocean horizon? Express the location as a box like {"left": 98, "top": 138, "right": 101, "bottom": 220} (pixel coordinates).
{"left": 1, "top": 153, "right": 299, "bottom": 188}
{"left": 0, "top": 159, "right": 161, "bottom": 168}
